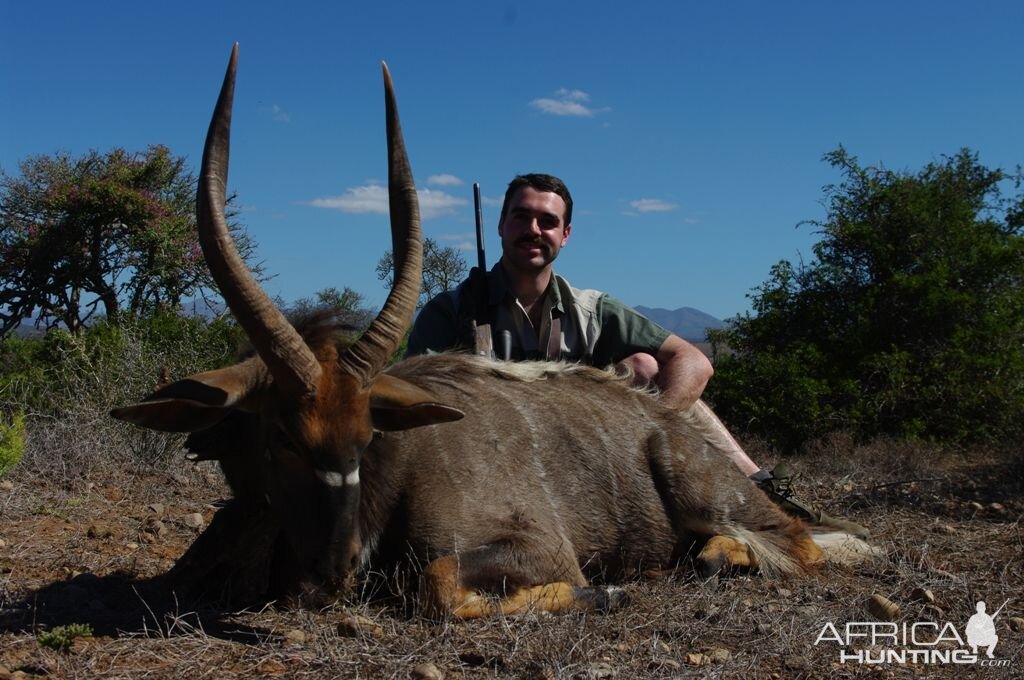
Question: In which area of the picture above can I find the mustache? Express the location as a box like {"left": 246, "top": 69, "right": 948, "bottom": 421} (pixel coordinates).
{"left": 514, "top": 236, "right": 549, "bottom": 249}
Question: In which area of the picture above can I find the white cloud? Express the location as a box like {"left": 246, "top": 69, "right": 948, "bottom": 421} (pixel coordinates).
{"left": 309, "top": 184, "right": 467, "bottom": 220}
{"left": 530, "top": 88, "right": 602, "bottom": 117}
{"left": 629, "top": 198, "right": 679, "bottom": 213}
{"left": 418, "top": 188, "right": 468, "bottom": 218}
{"left": 427, "top": 174, "right": 463, "bottom": 187}
{"left": 437, "top": 232, "right": 476, "bottom": 251}
{"left": 260, "top": 104, "right": 291, "bottom": 123}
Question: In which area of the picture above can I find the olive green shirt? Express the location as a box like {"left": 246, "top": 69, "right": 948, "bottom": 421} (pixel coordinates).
{"left": 406, "top": 263, "right": 670, "bottom": 366}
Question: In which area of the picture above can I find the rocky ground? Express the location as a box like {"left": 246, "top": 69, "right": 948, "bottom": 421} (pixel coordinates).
{"left": 0, "top": 438, "right": 1021, "bottom": 679}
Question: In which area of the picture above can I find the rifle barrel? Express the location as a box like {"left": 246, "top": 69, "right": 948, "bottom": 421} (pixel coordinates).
{"left": 473, "top": 183, "right": 486, "bottom": 271}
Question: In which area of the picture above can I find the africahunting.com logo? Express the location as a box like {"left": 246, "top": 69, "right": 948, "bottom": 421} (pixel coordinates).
{"left": 815, "top": 599, "right": 1013, "bottom": 666}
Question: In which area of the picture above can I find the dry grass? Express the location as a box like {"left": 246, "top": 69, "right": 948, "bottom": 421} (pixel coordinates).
{"left": 1, "top": 438, "right": 1022, "bottom": 679}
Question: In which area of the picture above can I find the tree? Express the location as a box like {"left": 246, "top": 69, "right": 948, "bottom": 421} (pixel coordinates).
{"left": 375, "top": 237, "right": 467, "bottom": 309}
{"left": 286, "top": 286, "right": 374, "bottom": 330}
{"left": 0, "top": 146, "right": 262, "bottom": 336}
{"left": 707, "top": 148, "right": 1024, "bottom": 450}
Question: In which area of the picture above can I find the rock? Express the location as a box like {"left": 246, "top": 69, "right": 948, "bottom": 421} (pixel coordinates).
{"left": 0, "top": 480, "right": 14, "bottom": 491}
{"left": 255, "top": 658, "right": 287, "bottom": 675}
{"left": 181, "top": 513, "right": 205, "bottom": 529}
{"left": 126, "top": 542, "right": 139, "bottom": 550}
{"left": 336, "top": 612, "right": 385, "bottom": 639}
{"left": 578, "top": 662, "right": 615, "bottom": 679}
{"left": 1009, "top": 617, "right": 1024, "bottom": 632}
{"left": 867, "top": 594, "right": 900, "bottom": 621}
{"left": 648, "top": 658, "right": 680, "bottom": 671}
{"left": 708, "top": 647, "right": 731, "bottom": 663}
{"left": 141, "top": 518, "right": 166, "bottom": 541}
{"left": 966, "top": 501, "right": 985, "bottom": 512}
{"left": 411, "top": 662, "right": 444, "bottom": 680}
{"left": 146, "top": 503, "right": 165, "bottom": 516}
{"left": 783, "top": 655, "right": 810, "bottom": 671}
{"left": 0, "top": 538, "right": 6, "bottom": 548}
{"left": 776, "top": 588, "right": 792, "bottom": 598}
{"left": 685, "top": 653, "right": 710, "bottom": 666}
{"left": 284, "top": 629, "right": 306, "bottom": 645}
{"left": 86, "top": 524, "right": 114, "bottom": 539}
{"left": 910, "top": 587, "right": 934, "bottom": 604}
{"left": 988, "top": 502, "right": 1007, "bottom": 515}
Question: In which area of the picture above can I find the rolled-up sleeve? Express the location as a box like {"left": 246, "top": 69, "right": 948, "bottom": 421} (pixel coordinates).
{"left": 591, "top": 295, "right": 670, "bottom": 366}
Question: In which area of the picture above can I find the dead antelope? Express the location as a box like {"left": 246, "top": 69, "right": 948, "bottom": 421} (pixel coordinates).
{"left": 112, "top": 46, "right": 862, "bottom": 618}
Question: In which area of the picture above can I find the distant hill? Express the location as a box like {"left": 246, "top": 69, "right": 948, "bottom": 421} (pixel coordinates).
{"left": 634, "top": 306, "right": 726, "bottom": 342}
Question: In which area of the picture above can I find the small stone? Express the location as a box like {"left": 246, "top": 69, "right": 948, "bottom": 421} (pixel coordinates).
{"left": 708, "top": 647, "right": 731, "bottom": 663}
{"left": 147, "top": 503, "right": 165, "bottom": 516}
{"left": 0, "top": 480, "right": 13, "bottom": 491}
{"left": 411, "top": 662, "right": 444, "bottom": 680}
{"left": 336, "top": 612, "right": 385, "bottom": 639}
{"left": 867, "top": 594, "right": 900, "bottom": 621}
{"left": 580, "top": 662, "right": 615, "bottom": 679}
{"left": 966, "top": 501, "right": 985, "bottom": 512}
{"left": 0, "top": 538, "right": 6, "bottom": 548}
{"left": 910, "top": 587, "right": 934, "bottom": 604}
{"left": 776, "top": 588, "right": 793, "bottom": 598}
{"left": 142, "top": 518, "right": 166, "bottom": 540}
{"left": 653, "top": 640, "right": 671, "bottom": 655}
{"left": 648, "top": 658, "right": 680, "bottom": 671}
{"left": 1008, "top": 617, "right": 1024, "bottom": 632}
{"left": 685, "top": 653, "right": 710, "bottom": 666}
{"left": 87, "top": 524, "right": 114, "bottom": 539}
{"left": 284, "top": 629, "right": 306, "bottom": 645}
{"left": 181, "top": 513, "right": 205, "bottom": 529}
{"left": 783, "top": 655, "right": 810, "bottom": 671}
{"left": 988, "top": 502, "right": 1007, "bottom": 515}
{"left": 934, "top": 524, "right": 958, "bottom": 535}
{"left": 126, "top": 542, "right": 139, "bottom": 550}
{"left": 756, "top": 623, "right": 773, "bottom": 635}
{"left": 255, "top": 658, "right": 287, "bottom": 675}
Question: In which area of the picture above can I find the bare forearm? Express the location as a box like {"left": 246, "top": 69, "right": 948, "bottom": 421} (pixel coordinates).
{"left": 655, "top": 335, "right": 713, "bottom": 410}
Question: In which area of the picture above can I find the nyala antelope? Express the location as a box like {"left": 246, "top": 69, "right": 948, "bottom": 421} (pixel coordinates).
{"left": 112, "top": 45, "right": 867, "bottom": 619}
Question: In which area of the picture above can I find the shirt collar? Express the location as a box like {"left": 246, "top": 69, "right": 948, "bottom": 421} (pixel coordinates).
{"left": 489, "top": 260, "right": 566, "bottom": 315}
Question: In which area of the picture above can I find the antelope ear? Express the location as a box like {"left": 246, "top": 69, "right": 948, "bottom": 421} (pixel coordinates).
{"left": 110, "top": 360, "right": 264, "bottom": 433}
{"left": 369, "top": 374, "right": 465, "bottom": 432}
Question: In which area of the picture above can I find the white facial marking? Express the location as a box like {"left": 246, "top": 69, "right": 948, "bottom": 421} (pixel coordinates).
{"left": 314, "top": 468, "right": 360, "bottom": 487}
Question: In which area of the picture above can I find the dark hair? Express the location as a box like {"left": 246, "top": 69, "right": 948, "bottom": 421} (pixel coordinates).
{"left": 499, "top": 173, "right": 573, "bottom": 226}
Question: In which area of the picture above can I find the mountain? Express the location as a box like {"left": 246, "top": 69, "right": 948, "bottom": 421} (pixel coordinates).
{"left": 634, "top": 306, "right": 726, "bottom": 342}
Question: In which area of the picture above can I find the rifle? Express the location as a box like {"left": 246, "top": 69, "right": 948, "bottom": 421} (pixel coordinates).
{"left": 470, "top": 183, "right": 494, "bottom": 358}
{"left": 473, "top": 183, "right": 486, "bottom": 271}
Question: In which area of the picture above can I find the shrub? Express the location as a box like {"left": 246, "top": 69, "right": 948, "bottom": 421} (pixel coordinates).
{"left": 0, "top": 312, "right": 244, "bottom": 481}
{"left": 0, "top": 409, "right": 25, "bottom": 476}
{"left": 37, "top": 623, "right": 94, "bottom": 652}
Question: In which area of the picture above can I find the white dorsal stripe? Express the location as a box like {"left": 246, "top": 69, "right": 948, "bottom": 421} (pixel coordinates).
{"left": 315, "top": 468, "right": 360, "bottom": 487}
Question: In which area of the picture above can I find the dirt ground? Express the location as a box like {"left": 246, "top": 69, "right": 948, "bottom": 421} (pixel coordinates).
{"left": 1, "top": 441, "right": 1021, "bottom": 679}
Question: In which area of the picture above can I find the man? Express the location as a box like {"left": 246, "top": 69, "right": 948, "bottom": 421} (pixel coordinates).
{"left": 407, "top": 173, "right": 867, "bottom": 537}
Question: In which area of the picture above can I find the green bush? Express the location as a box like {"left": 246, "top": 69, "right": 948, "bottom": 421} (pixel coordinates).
{"left": 707, "top": 148, "right": 1024, "bottom": 452}
{"left": 0, "top": 312, "right": 245, "bottom": 477}
{"left": 37, "top": 623, "right": 94, "bottom": 652}
{"left": 0, "top": 409, "right": 25, "bottom": 476}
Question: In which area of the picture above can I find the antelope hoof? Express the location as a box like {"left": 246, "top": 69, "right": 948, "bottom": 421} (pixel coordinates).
{"left": 573, "top": 585, "right": 631, "bottom": 613}
{"left": 697, "top": 535, "right": 756, "bottom": 578}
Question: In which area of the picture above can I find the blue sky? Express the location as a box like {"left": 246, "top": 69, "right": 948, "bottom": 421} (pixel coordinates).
{"left": 2, "top": 1, "right": 1022, "bottom": 320}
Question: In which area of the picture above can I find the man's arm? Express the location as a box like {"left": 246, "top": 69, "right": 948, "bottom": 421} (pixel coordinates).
{"left": 654, "top": 333, "right": 713, "bottom": 410}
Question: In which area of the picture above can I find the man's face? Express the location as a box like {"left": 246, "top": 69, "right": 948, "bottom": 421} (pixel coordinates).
{"left": 498, "top": 186, "right": 572, "bottom": 274}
